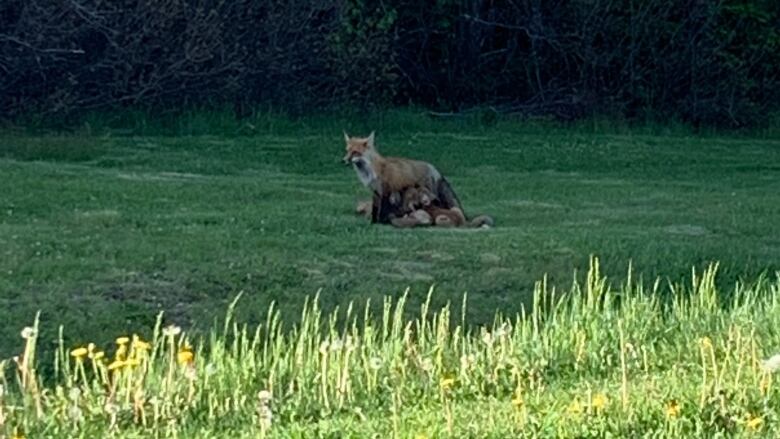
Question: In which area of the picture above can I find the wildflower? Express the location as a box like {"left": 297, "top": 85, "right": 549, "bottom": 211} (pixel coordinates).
{"left": 132, "top": 336, "right": 151, "bottom": 351}
{"left": 415, "top": 435, "right": 428, "bottom": 439}
{"left": 439, "top": 377, "right": 455, "bottom": 391}
{"left": 177, "top": 349, "right": 194, "bottom": 366}
{"left": 330, "top": 338, "right": 344, "bottom": 352}
{"left": 746, "top": 414, "right": 763, "bottom": 431}
{"left": 126, "top": 358, "right": 141, "bottom": 368}
{"left": 107, "top": 360, "right": 126, "bottom": 371}
{"left": 70, "top": 347, "right": 88, "bottom": 359}
{"left": 115, "top": 344, "right": 127, "bottom": 361}
{"left": 369, "top": 357, "right": 382, "bottom": 370}
{"left": 512, "top": 394, "right": 524, "bottom": 409}
{"left": 20, "top": 327, "right": 36, "bottom": 339}
{"left": 87, "top": 343, "right": 96, "bottom": 353}
{"left": 761, "top": 354, "right": 780, "bottom": 373}
{"left": 318, "top": 341, "right": 330, "bottom": 355}
{"left": 665, "top": 400, "right": 681, "bottom": 418}
{"left": 162, "top": 325, "right": 181, "bottom": 337}
{"left": 699, "top": 337, "right": 712, "bottom": 349}
{"left": 257, "top": 390, "right": 272, "bottom": 403}
{"left": 91, "top": 351, "right": 105, "bottom": 361}
{"left": 68, "top": 387, "right": 81, "bottom": 402}
{"left": 591, "top": 393, "right": 608, "bottom": 413}
{"left": 116, "top": 336, "right": 130, "bottom": 346}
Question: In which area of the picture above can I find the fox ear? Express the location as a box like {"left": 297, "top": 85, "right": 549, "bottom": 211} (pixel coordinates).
{"left": 366, "top": 131, "right": 375, "bottom": 148}
{"left": 343, "top": 130, "right": 350, "bottom": 143}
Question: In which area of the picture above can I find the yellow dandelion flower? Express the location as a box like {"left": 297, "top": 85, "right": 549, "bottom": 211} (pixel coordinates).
{"left": 108, "top": 360, "right": 126, "bottom": 371}
{"left": 132, "top": 339, "right": 151, "bottom": 351}
{"left": 126, "top": 358, "right": 141, "bottom": 368}
{"left": 665, "top": 400, "right": 681, "bottom": 418}
{"left": 439, "top": 377, "right": 455, "bottom": 391}
{"left": 567, "top": 399, "right": 583, "bottom": 415}
{"left": 591, "top": 393, "right": 608, "bottom": 412}
{"left": 70, "top": 347, "right": 88, "bottom": 359}
{"left": 699, "top": 337, "right": 712, "bottom": 348}
{"left": 92, "top": 351, "right": 105, "bottom": 361}
{"left": 746, "top": 414, "right": 763, "bottom": 431}
{"left": 115, "top": 343, "right": 127, "bottom": 359}
{"left": 177, "top": 349, "right": 194, "bottom": 366}
{"left": 116, "top": 336, "right": 130, "bottom": 345}
{"left": 414, "top": 435, "right": 428, "bottom": 439}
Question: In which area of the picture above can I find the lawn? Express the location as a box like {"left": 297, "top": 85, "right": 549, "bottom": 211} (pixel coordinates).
{"left": 1, "top": 117, "right": 779, "bottom": 359}
{"left": 1, "top": 115, "right": 780, "bottom": 436}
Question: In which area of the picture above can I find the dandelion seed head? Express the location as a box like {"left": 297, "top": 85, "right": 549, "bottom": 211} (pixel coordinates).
{"left": 163, "top": 325, "right": 181, "bottom": 337}
{"left": 20, "top": 327, "right": 35, "bottom": 339}
{"left": 369, "top": 357, "right": 382, "bottom": 370}
{"left": 318, "top": 341, "right": 330, "bottom": 355}
{"left": 68, "top": 387, "right": 81, "bottom": 401}
{"left": 257, "top": 390, "right": 272, "bottom": 403}
{"left": 761, "top": 354, "right": 780, "bottom": 373}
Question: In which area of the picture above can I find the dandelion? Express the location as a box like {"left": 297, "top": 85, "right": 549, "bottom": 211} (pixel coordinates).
{"left": 439, "top": 377, "right": 455, "bottom": 391}
{"left": 746, "top": 414, "right": 763, "bottom": 431}
{"left": 91, "top": 351, "right": 105, "bottom": 361}
{"left": 116, "top": 336, "right": 130, "bottom": 346}
{"left": 592, "top": 393, "right": 608, "bottom": 413}
{"left": 761, "top": 354, "right": 780, "bottom": 373}
{"left": 415, "top": 435, "right": 428, "bottom": 439}
{"left": 132, "top": 335, "right": 151, "bottom": 351}
{"left": 369, "top": 357, "right": 382, "bottom": 370}
{"left": 257, "top": 390, "right": 272, "bottom": 403}
{"left": 107, "top": 360, "right": 126, "bottom": 371}
{"left": 70, "top": 347, "right": 88, "bottom": 359}
{"left": 126, "top": 358, "right": 141, "bottom": 368}
{"left": 665, "top": 400, "right": 681, "bottom": 419}
{"left": 162, "top": 325, "right": 181, "bottom": 337}
{"left": 330, "top": 338, "right": 344, "bottom": 352}
{"left": 699, "top": 337, "right": 712, "bottom": 349}
{"left": 87, "top": 342, "right": 96, "bottom": 353}
{"left": 20, "top": 327, "right": 35, "bottom": 339}
{"left": 318, "top": 341, "right": 330, "bottom": 355}
{"left": 115, "top": 344, "right": 127, "bottom": 361}
{"left": 177, "top": 349, "right": 194, "bottom": 366}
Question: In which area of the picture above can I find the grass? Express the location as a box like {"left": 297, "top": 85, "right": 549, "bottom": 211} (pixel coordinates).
{"left": 0, "top": 110, "right": 779, "bottom": 435}
{"left": 2, "top": 260, "right": 780, "bottom": 437}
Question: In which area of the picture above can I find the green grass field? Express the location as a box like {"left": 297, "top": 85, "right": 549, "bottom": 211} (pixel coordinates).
{"left": 1, "top": 113, "right": 779, "bottom": 436}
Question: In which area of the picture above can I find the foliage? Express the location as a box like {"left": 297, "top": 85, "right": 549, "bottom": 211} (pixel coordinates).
{"left": 1, "top": 1, "right": 778, "bottom": 126}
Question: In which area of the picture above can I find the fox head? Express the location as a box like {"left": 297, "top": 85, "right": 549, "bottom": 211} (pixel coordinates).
{"left": 342, "top": 131, "right": 376, "bottom": 166}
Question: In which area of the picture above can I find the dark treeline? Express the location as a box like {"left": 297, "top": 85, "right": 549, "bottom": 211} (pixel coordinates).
{"left": 1, "top": 0, "right": 778, "bottom": 127}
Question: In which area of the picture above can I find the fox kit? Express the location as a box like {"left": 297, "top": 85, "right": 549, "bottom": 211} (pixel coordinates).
{"left": 343, "top": 131, "right": 462, "bottom": 224}
{"left": 391, "top": 186, "right": 494, "bottom": 229}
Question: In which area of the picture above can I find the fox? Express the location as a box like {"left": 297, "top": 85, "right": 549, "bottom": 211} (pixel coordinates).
{"left": 391, "top": 186, "right": 495, "bottom": 229}
{"left": 343, "top": 131, "right": 462, "bottom": 224}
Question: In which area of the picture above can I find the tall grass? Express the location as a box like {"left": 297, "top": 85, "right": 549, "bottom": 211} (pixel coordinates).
{"left": 2, "top": 257, "right": 779, "bottom": 437}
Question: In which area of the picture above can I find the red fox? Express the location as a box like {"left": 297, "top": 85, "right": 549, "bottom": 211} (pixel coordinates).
{"left": 390, "top": 186, "right": 494, "bottom": 229}
{"left": 343, "top": 131, "right": 462, "bottom": 223}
